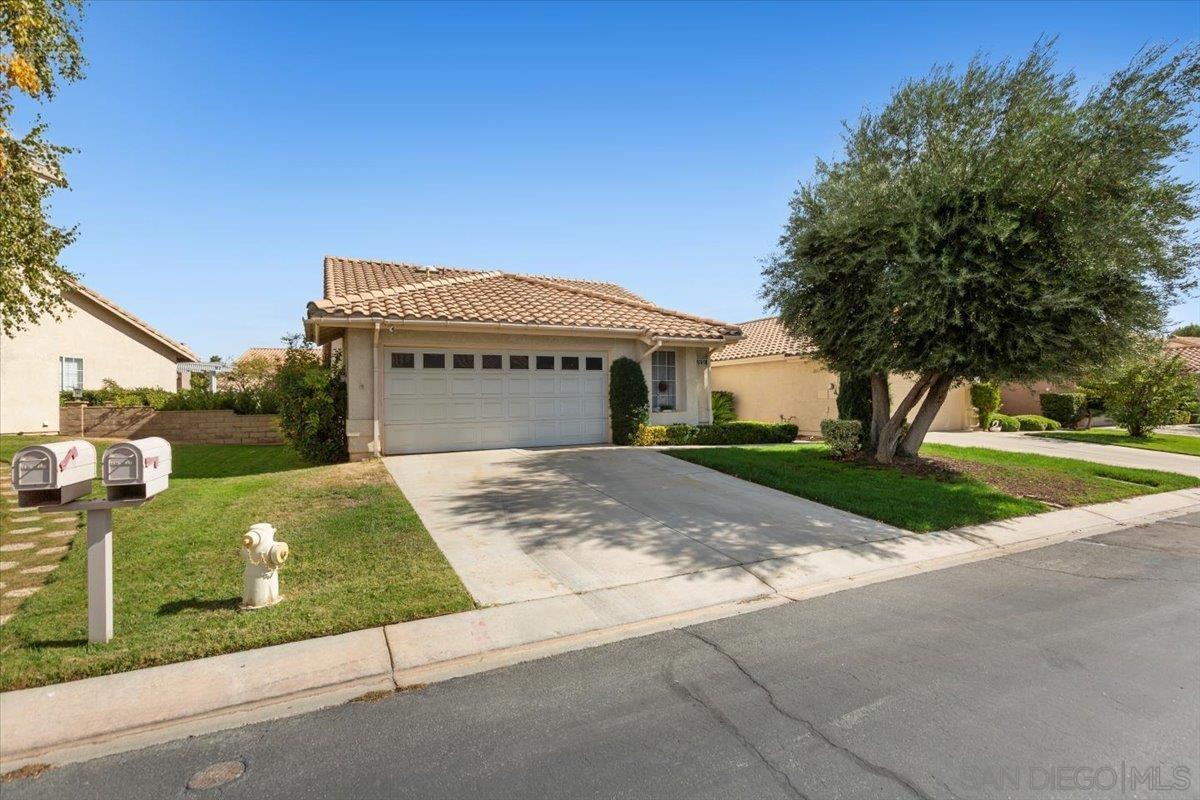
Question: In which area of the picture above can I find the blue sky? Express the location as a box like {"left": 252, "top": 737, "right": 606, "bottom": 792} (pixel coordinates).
{"left": 22, "top": 0, "right": 1200, "bottom": 358}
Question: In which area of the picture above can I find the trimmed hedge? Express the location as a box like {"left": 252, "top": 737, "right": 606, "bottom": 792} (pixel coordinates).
{"left": 630, "top": 421, "right": 798, "bottom": 447}
{"left": 836, "top": 371, "right": 872, "bottom": 441}
{"left": 820, "top": 419, "right": 862, "bottom": 457}
{"left": 969, "top": 382, "right": 1001, "bottom": 428}
{"left": 984, "top": 412, "right": 1020, "bottom": 432}
{"left": 610, "top": 357, "right": 649, "bottom": 446}
{"left": 1040, "top": 392, "right": 1087, "bottom": 427}
{"left": 1013, "top": 414, "right": 1062, "bottom": 431}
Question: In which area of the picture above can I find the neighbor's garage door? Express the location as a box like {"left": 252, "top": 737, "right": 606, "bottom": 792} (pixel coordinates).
{"left": 383, "top": 349, "right": 608, "bottom": 454}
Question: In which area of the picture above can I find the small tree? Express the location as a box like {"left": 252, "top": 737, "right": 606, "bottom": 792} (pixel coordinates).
{"left": 1172, "top": 323, "right": 1200, "bottom": 338}
{"left": 609, "top": 357, "right": 648, "bottom": 445}
{"left": 1086, "top": 354, "right": 1197, "bottom": 438}
{"left": 276, "top": 336, "right": 347, "bottom": 463}
{"left": 969, "top": 382, "right": 1001, "bottom": 429}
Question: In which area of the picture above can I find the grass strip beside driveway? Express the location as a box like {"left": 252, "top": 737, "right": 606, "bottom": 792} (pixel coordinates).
{"left": 0, "top": 437, "right": 473, "bottom": 691}
{"left": 665, "top": 443, "right": 1198, "bottom": 533}
{"left": 1031, "top": 428, "right": 1200, "bottom": 457}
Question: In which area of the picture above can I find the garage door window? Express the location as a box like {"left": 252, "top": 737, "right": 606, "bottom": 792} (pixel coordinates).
{"left": 391, "top": 353, "right": 414, "bottom": 369}
{"left": 423, "top": 353, "right": 446, "bottom": 369}
{"left": 453, "top": 354, "right": 475, "bottom": 369}
{"left": 651, "top": 350, "right": 677, "bottom": 411}
{"left": 482, "top": 354, "right": 502, "bottom": 369}
{"left": 561, "top": 356, "right": 579, "bottom": 370}
{"left": 536, "top": 356, "right": 555, "bottom": 370}
{"left": 586, "top": 357, "right": 603, "bottom": 371}
{"left": 509, "top": 355, "right": 529, "bottom": 370}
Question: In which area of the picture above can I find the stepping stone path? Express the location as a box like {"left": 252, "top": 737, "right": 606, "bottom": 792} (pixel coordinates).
{"left": 1, "top": 462, "right": 81, "bottom": 624}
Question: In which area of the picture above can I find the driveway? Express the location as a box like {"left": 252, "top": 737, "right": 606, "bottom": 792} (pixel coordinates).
{"left": 926, "top": 430, "right": 1200, "bottom": 478}
{"left": 384, "top": 447, "right": 904, "bottom": 605}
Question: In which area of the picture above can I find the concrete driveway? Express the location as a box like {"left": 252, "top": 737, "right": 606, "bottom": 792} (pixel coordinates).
{"left": 926, "top": 430, "right": 1200, "bottom": 477}
{"left": 385, "top": 447, "right": 904, "bottom": 605}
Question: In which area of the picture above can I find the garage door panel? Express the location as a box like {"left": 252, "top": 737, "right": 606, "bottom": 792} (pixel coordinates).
{"left": 384, "top": 348, "right": 608, "bottom": 454}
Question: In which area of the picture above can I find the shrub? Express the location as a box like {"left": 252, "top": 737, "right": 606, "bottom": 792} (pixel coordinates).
{"left": 609, "top": 357, "right": 649, "bottom": 445}
{"left": 983, "top": 412, "right": 1020, "bottom": 432}
{"left": 1039, "top": 392, "right": 1088, "bottom": 427}
{"left": 820, "top": 419, "right": 862, "bottom": 457}
{"left": 1087, "top": 354, "right": 1198, "bottom": 437}
{"left": 1013, "top": 414, "right": 1061, "bottom": 431}
{"left": 969, "top": 382, "right": 1001, "bottom": 428}
{"left": 711, "top": 391, "right": 736, "bottom": 425}
{"left": 836, "top": 371, "right": 872, "bottom": 441}
{"left": 692, "top": 421, "right": 798, "bottom": 445}
{"left": 1170, "top": 409, "right": 1192, "bottom": 425}
{"left": 632, "top": 424, "right": 668, "bottom": 446}
{"left": 277, "top": 339, "right": 348, "bottom": 464}
{"left": 665, "top": 423, "right": 699, "bottom": 445}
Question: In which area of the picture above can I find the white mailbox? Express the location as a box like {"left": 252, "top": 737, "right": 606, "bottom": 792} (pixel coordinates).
{"left": 102, "top": 437, "right": 172, "bottom": 500}
{"left": 10, "top": 440, "right": 97, "bottom": 507}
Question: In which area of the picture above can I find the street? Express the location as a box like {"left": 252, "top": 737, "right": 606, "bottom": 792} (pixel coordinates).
{"left": 7, "top": 515, "right": 1198, "bottom": 800}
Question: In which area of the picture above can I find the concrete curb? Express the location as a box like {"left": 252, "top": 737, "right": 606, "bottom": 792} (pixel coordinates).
{"left": 2, "top": 488, "right": 1198, "bottom": 771}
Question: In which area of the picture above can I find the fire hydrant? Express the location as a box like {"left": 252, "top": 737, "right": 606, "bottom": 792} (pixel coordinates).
{"left": 241, "top": 523, "right": 289, "bottom": 609}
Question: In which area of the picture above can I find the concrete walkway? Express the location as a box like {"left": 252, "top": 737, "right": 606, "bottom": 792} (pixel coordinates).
{"left": 384, "top": 447, "right": 904, "bottom": 605}
{"left": 926, "top": 430, "right": 1200, "bottom": 477}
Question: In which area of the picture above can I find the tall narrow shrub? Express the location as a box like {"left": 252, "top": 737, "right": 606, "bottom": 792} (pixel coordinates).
{"left": 277, "top": 337, "right": 348, "bottom": 463}
{"left": 969, "top": 382, "right": 1001, "bottom": 428}
{"left": 609, "top": 357, "right": 649, "bottom": 445}
{"left": 837, "top": 371, "right": 872, "bottom": 442}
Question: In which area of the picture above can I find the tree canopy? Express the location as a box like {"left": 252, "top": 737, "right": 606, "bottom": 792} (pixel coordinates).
{"left": 763, "top": 42, "right": 1199, "bottom": 462}
{"left": 1, "top": 0, "right": 85, "bottom": 336}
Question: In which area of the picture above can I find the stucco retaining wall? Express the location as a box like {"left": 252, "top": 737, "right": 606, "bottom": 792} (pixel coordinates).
{"left": 58, "top": 405, "right": 283, "bottom": 445}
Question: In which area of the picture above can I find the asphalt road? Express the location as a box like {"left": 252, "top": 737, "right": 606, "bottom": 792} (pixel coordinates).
{"left": 7, "top": 515, "right": 1199, "bottom": 800}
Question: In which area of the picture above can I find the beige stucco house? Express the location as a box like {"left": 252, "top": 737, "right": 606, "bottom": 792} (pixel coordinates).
{"left": 710, "top": 317, "right": 974, "bottom": 435}
{"left": 304, "top": 256, "right": 742, "bottom": 457}
{"left": 0, "top": 283, "right": 197, "bottom": 434}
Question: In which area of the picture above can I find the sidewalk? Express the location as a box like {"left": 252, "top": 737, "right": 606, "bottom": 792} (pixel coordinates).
{"left": 2, "top": 488, "right": 1198, "bottom": 772}
{"left": 926, "top": 430, "right": 1200, "bottom": 477}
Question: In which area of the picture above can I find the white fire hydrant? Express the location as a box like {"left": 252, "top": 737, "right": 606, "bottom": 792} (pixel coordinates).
{"left": 241, "top": 523, "right": 289, "bottom": 609}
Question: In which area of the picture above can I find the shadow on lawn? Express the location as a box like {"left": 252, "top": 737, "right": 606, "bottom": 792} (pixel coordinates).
{"left": 156, "top": 596, "right": 241, "bottom": 616}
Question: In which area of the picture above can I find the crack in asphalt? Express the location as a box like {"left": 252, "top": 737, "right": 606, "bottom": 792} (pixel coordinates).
{"left": 681, "top": 629, "right": 936, "bottom": 800}
{"left": 666, "top": 668, "right": 810, "bottom": 800}
{"left": 1000, "top": 558, "right": 1198, "bottom": 584}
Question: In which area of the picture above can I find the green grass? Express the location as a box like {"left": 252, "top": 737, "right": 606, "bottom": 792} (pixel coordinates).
{"left": 1031, "top": 427, "right": 1200, "bottom": 457}
{"left": 0, "top": 436, "right": 474, "bottom": 691}
{"left": 665, "top": 443, "right": 1199, "bottom": 533}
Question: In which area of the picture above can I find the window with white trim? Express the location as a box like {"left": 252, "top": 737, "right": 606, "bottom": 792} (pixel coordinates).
{"left": 651, "top": 350, "right": 677, "bottom": 411}
{"left": 61, "top": 357, "right": 84, "bottom": 392}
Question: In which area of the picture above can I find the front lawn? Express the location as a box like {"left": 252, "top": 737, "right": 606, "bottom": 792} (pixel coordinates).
{"left": 665, "top": 443, "right": 1198, "bottom": 533}
{"left": 0, "top": 436, "right": 473, "bottom": 691}
{"left": 1031, "top": 428, "right": 1200, "bottom": 457}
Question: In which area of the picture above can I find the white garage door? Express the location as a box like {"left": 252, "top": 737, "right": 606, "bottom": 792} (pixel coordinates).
{"left": 383, "top": 349, "right": 608, "bottom": 454}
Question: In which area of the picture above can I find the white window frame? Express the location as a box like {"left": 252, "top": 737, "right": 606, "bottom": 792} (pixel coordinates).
{"left": 60, "top": 356, "right": 84, "bottom": 392}
{"left": 651, "top": 350, "right": 677, "bottom": 412}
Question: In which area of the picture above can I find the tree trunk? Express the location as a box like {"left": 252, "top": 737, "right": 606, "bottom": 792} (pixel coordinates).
{"left": 874, "top": 372, "right": 936, "bottom": 464}
{"left": 868, "top": 372, "right": 891, "bottom": 451}
{"left": 899, "top": 374, "right": 954, "bottom": 458}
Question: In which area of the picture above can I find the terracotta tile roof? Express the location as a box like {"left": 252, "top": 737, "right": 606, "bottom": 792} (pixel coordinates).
{"left": 309, "top": 256, "right": 739, "bottom": 341}
{"left": 236, "top": 347, "right": 290, "bottom": 364}
{"left": 1165, "top": 336, "right": 1200, "bottom": 373}
{"left": 69, "top": 282, "right": 197, "bottom": 362}
{"left": 710, "top": 316, "right": 815, "bottom": 362}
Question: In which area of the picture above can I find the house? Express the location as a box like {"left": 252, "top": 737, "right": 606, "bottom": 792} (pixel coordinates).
{"left": 709, "top": 317, "right": 974, "bottom": 435}
{"left": 1000, "top": 335, "right": 1200, "bottom": 414}
{"left": 304, "top": 256, "right": 741, "bottom": 457}
{"left": 0, "top": 282, "right": 197, "bottom": 434}
{"left": 236, "top": 347, "right": 291, "bottom": 365}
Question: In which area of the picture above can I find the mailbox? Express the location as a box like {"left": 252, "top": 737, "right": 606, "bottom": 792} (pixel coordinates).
{"left": 10, "top": 440, "right": 97, "bottom": 507}
{"left": 102, "top": 437, "right": 172, "bottom": 500}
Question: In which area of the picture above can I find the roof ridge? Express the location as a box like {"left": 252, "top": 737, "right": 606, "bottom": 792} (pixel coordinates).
{"left": 507, "top": 273, "right": 740, "bottom": 335}
{"left": 738, "top": 315, "right": 780, "bottom": 325}
{"left": 315, "top": 270, "right": 502, "bottom": 310}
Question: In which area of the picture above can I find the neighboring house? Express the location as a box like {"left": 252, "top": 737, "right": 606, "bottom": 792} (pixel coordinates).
{"left": 304, "top": 256, "right": 741, "bottom": 457}
{"left": 710, "top": 317, "right": 974, "bottom": 435}
{"left": 0, "top": 282, "right": 197, "bottom": 434}
{"left": 1001, "top": 335, "right": 1200, "bottom": 414}
{"left": 236, "top": 347, "right": 291, "bottom": 365}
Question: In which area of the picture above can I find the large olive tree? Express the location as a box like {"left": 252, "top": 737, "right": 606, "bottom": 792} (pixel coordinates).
{"left": 763, "top": 42, "right": 1199, "bottom": 462}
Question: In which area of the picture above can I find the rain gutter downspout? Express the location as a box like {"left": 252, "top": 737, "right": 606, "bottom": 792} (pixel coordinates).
{"left": 372, "top": 322, "right": 382, "bottom": 458}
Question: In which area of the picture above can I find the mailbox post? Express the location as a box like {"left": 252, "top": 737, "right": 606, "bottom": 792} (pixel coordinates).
{"left": 11, "top": 439, "right": 172, "bottom": 645}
